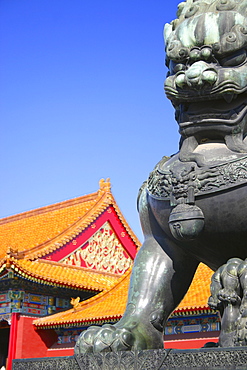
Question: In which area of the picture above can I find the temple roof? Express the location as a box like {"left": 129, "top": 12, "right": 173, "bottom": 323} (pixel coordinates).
{"left": 0, "top": 257, "right": 119, "bottom": 292}
{"left": 34, "top": 263, "right": 214, "bottom": 329}
{"left": 1, "top": 178, "right": 214, "bottom": 328}
{"left": 0, "top": 179, "right": 139, "bottom": 261}
{"left": 0, "top": 193, "right": 97, "bottom": 260}
{"left": 0, "top": 179, "right": 140, "bottom": 290}
{"left": 175, "top": 263, "right": 212, "bottom": 314}
{"left": 34, "top": 267, "right": 130, "bottom": 328}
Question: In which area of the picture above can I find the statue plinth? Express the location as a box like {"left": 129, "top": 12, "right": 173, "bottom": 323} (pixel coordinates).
{"left": 12, "top": 347, "right": 247, "bottom": 370}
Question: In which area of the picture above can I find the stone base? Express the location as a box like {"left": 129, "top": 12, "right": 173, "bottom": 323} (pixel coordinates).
{"left": 13, "top": 347, "right": 247, "bottom": 370}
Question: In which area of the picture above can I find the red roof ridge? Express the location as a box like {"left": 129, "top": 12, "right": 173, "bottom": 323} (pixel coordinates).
{"left": 109, "top": 195, "right": 141, "bottom": 248}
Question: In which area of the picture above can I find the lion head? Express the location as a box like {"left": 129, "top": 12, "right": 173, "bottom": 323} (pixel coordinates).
{"left": 164, "top": 0, "right": 247, "bottom": 150}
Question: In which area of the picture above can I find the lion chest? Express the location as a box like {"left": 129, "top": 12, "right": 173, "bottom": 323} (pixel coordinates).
{"left": 147, "top": 152, "right": 247, "bottom": 253}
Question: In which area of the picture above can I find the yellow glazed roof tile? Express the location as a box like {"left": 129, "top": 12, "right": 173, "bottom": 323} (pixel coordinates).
{"left": 34, "top": 263, "right": 214, "bottom": 328}
{"left": 0, "top": 194, "right": 98, "bottom": 259}
{"left": 0, "top": 179, "right": 140, "bottom": 260}
{"left": 34, "top": 266, "right": 131, "bottom": 327}
{"left": 176, "top": 263, "right": 213, "bottom": 312}
{"left": 0, "top": 257, "right": 119, "bottom": 291}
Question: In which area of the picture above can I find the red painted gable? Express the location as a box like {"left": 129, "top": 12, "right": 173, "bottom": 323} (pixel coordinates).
{"left": 42, "top": 206, "right": 137, "bottom": 274}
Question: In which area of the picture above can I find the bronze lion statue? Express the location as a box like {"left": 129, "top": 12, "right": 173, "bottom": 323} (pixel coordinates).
{"left": 75, "top": 0, "right": 247, "bottom": 352}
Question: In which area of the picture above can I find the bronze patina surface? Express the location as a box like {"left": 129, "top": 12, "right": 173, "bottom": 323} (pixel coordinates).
{"left": 75, "top": 0, "right": 247, "bottom": 352}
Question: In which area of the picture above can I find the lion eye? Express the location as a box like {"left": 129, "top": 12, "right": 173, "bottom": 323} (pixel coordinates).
{"left": 174, "top": 64, "right": 186, "bottom": 73}
{"left": 219, "top": 49, "right": 247, "bottom": 67}
{"left": 169, "top": 61, "right": 186, "bottom": 74}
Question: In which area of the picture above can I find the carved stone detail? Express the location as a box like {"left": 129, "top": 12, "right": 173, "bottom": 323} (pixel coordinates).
{"left": 13, "top": 357, "right": 80, "bottom": 370}
{"left": 12, "top": 349, "right": 247, "bottom": 370}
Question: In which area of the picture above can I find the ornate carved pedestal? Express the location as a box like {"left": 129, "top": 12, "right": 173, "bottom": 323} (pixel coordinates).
{"left": 12, "top": 347, "right": 247, "bottom": 370}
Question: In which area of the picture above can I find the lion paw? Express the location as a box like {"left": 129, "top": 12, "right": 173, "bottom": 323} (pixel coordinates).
{"left": 218, "top": 289, "right": 240, "bottom": 304}
{"left": 208, "top": 295, "right": 221, "bottom": 310}
{"left": 74, "top": 324, "right": 135, "bottom": 354}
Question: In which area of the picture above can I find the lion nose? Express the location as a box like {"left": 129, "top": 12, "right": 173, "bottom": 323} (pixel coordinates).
{"left": 175, "top": 61, "right": 217, "bottom": 88}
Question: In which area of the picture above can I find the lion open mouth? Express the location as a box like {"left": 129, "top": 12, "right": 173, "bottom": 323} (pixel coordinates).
{"left": 177, "top": 93, "right": 247, "bottom": 127}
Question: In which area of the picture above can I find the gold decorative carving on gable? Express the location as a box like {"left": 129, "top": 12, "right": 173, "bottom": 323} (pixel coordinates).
{"left": 60, "top": 222, "right": 132, "bottom": 274}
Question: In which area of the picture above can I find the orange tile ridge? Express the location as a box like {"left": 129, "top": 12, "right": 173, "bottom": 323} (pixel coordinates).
{"left": 0, "top": 179, "right": 140, "bottom": 261}
{"left": 175, "top": 263, "right": 213, "bottom": 312}
{"left": 25, "top": 189, "right": 116, "bottom": 259}
{"left": 34, "top": 263, "right": 214, "bottom": 328}
{"left": 59, "top": 264, "right": 131, "bottom": 311}
{"left": 0, "top": 256, "right": 119, "bottom": 291}
{"left": 175, "top": 305, "right": 209, "bottom": 311}
{"left": 0, "top": 191, "right": 99, "bottom": 259}
{"left": 33, "top": 267, "right": 132, "bottom": 327}
{"left": 110, "top": 198, "right": 141, "bottom": 249}
{"left": 0, "top": 192, "right": 99, "bottom": 225}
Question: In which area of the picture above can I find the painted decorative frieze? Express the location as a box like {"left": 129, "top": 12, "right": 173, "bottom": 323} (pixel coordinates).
{"left": 165, "top": 314, "right": 221, "bottom": 335}
{"left": 60, "top": 222, "right": 132, "bottom": 274}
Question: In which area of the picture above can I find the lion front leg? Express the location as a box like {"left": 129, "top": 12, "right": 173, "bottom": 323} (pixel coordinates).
{"left": 75, "top": 236, "right": 198, "bottom": 353}
{"left": 75, "top": 188, "right": 198, "bottom": 354}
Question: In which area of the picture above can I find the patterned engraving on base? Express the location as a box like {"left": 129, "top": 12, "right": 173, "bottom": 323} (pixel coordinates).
{"left": 75, "top": 348, "right": 247, "bottom": 369}
{"left": 162, "top": 349, "right": 247, "bottom": 369}
{"left": 13, "top": 357, "right": 80, "bottom": 370}
{"left": 12, "top": 348, "right": 247, "bottom": 370}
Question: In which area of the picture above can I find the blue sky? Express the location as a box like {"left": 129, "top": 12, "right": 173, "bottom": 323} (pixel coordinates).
{"left": 1, "top": 0, "right": 180, "bottom": 240}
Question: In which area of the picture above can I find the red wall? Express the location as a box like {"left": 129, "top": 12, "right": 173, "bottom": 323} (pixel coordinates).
{"left": 15, "top": 316, "right": 57, "bottom": 359}
{"left": 9, "top": 316, "right": 219, "bottom": 368}
{"left": 164, "top": 331, "right": 219, "bottom": 349}
{"left": 47, "top": 348, "right": 74, "bottom": 357}
{"left": 164, "top": 337, "right": 219, "bottom": 349}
